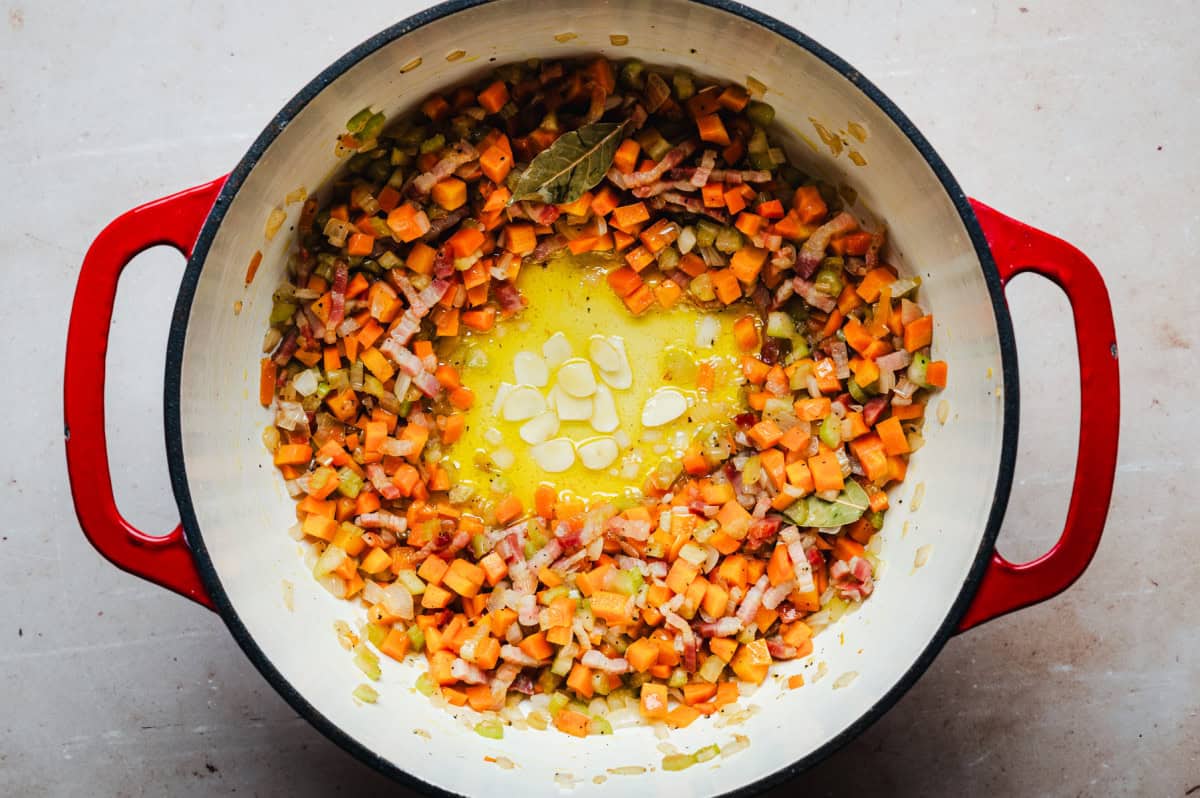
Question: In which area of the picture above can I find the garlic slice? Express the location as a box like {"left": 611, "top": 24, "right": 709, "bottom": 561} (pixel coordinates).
{"left": 556, "top": 358, "right": 597, "bottom": 398}
{"left": 641, "top": 387, "right": 688, "bottom": 427}
{"left": 513, "top": 351, "right": 549, "bottom": 387}
{"left": 542, "top": 332, "right": 573, "bottom": 370}
{"left": 519, "top": 411, "right": 560, "bottom": 445}
{"left": 590, "top": 384, "right": 619, "bottom": 433}
{"left": 502, "top": 385, "right": 546, "bottom": 422}
{"left": 597, "top": 336, "right": 632, "bottom": 390}
{"left": 491, "top": 382, "right": 514, "bottom": 416}
{"left": 531, "top": 438, "right": 575, "bottom": 473}
{"left": 588, "top": 335, "right": 622, "bottom": 373}
{"left": 548, "top": 385, "right": 592, "bottom": 421}
{"left": 578, "top": 437, "right": 619, "bottom": 470}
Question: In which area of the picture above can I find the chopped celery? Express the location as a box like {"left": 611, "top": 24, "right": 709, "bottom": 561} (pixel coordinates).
{"left": 847, "top": 377, "right": 870, "bottom": 404}
{"left": 636, "top": 127, "right": 671, "bottom": 161}
{"left": 315, "top": 382, "right": 331, "bottom": 399}
{"left": 591, "top": 671, "right": 614, "bottom": 696}
{"left": 415, "top": 672, "right": 436, "bottom": 695}
{"left": 378, "top": 250, "right": 401, "bottom": 270}
{"left": 747, "top": 127, "right": 769, "bottom": 154}
{"left": 908, "top": 352, "right": 931, "bottom": 387}
{"left": 749, "top": 150, "right": 775, "bottom": 171}
{"left": 365, "top": 622, "right": 388, "bottom": 648}
{"left": 656, "top": 245, "right": 681, "bottom": 272}
{"left": 548, "top": 692, "right": 570, "bottom": 716}
{"left": 474, "top": 719, "right": 504, "bottom": 739}
{"left": 551, "top": 644, "right": 577, "bottom": 677}
{"left": 648, "top": 458, "right": 683, "bottom": 492}
{"left": 694, "top": 744, "right": 721, "bottom": 762}
{"left": 672, "top": 70, "right": 695, "bottom": 100}
{"left": 814, "top": 266, "right": 844, "bottom": 297}
{"left": 353, "top": 644, "right": 381, "bottom": 681}
{"left": 353, "top": 683, "right": 379, "bottom": 703}
{"left": 868, "top": 509, "right": 885, "bottom": 530}
{"left": 694, "top": 219, "right": 720, "bottom": 248}
{"left": 698, "top": 654, "right": 725, "bottom": 683}
{"left": 470, "top": 533, "right": 489, "bottom": 559}
{"left": 397, "top": 570, "right": 426, "bottom": 595}
{"left": 612, "top": 568, "right": 644, "bottom": 596}
{"left": 789, "top": 335, "right": 811, "bottom": 360}
{"left": 668, "top": 668, "right": 688, "bottom": 688}
{"left": 406, "top": 624, "right": 426, "bottom": 653}
{"left": 345, "top": 108, "right": 373, "bottom": 134}
{"left": 620, "top": 59, "right": 646, "bottom": 89}
{"left": 589, "top": 716, "right": 614, "bottom": 735}
{"left": 542, "top": 585, "right": 569, "bottom": 604}
{"left": 662, "top": 754, "right": 697, "bottom": 771}
{"left": 819, "top": 414, "right": 841, "bottom": 448}
{"left": 269, "top": 301, "right": 297, "bottom": 326}
{"left": 537, "top": 669, "right": 562, "bottom": 695}
{"left": 693, "top": 520, "right": 718, "bottom": 544}
{"left": 419, "top": 133, "right": 445, "bottom": 154}
{"left": 689, "top": 272, "right": 716, "bottom": 302}
{"left": 747, "top": 100, "right": 775, "bottom": 127}
{"left": 337, "top": 467, "right": 363, "bottom": 498}
{"left": 714, "top": 226, "right": 743, "bottom": 254}
{"left": 766, "top": 311, "right": 795, "bottom": 338}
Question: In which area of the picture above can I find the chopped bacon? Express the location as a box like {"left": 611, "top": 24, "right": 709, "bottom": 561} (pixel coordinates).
{"left": 581, "top": 650, "right": 630, "bottom": 674}
{"left": 451, "top": 658, "right": 489, "bottom": 685}
{"left": 414, "top": 278, "right": 453, "bottom": 317}
{"left": 271, "top": 328, "right": 299, "bottom": 365}
{"left": 493, "top": 280, "right": 526, "bottom": 315}
{"left": 692, "top": 149, "right": 717, "bottom": 187}
{"left": 500, "top": 645, "right": 546, "bottom": 667}
{"left": 357, "top": 510, "right": 407, "bottom": 535}
{"left": 421, "top": 207, "right": 469, "bottom": 242}
{"left": 762, "top": 580, "right": 796, "bottom": 610}
{"left": 388, "top": 311, "right": 422, "bottom": 347}
{"left": 862, "top": 395, "right": 890, "bottom": 427}
{"left": 521, "top": 201, "right": 561, "bottom": 226}
{"left": 582, "top": 82, "right": 608, "bottom": 125}
{"left": 831, "top": 556, "right": 875, "bottom": 601}
{"left": 662, "top": 608, "right": 698, "bottom": 672}
{"left": 366, "top": 463, "right": 401, "bottom": 500}
{"left": 411, "top": 141, "right": 479, "bottom": 196}
{"left": 797, "top": 211, "right": 857, "bottom": 278}
{"left": 625, "top": 139, "right": 698, "bottom": 188}
{"left": 389, "top": 271, "right": 422, "bottom": 307}
{"left": 381, "top": 340, "right": 424, "bottom": 378}
{"left": 766, "top": 637, "right": 798, "bottom": 659}
{"left": 324, "top": 263, "right": 348, "bottom": 343}
{"left": 433, "top": 245, "right": 455, "bottom": 278}
{"left": 609, "top": 517, "right": 651, "bottom": 541}
{"left": 509, "top": 670, "right": 535, "bottom": 695}
{"left": 630, "top": 179, "right": 699, "bottom": 199}
{"left": 529, "top": 233, "right": 568, "bottom": 262}
{"left": 793, "top": 277, "right": 837, "bottom": 313}
{"left": 412, "top": 369, "right": 442, "bottom": 398}
{"left": 649, "top": 193, "right": 730, "bottom": 223}
{"left": 694, "top": 617, "right": 742, "bottom": 638}
{"left": 736, "top": 575, "right": 770, "bottom": 625}
{"left": 745, "top": 516, "right": 782, "bottom": 550}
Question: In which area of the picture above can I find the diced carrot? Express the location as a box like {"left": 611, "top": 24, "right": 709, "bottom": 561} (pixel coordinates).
{"left": 904, "top": 314, "right": 934, "bottom": 352}
{"left": 494, "top": 494, "right": 524, "bottom": 525}
{"left": 518, "top": 631, "right": 553, "bottom": 661}
{"left": 711, "top": 269, "right": 742, "bottom": 304}
{"left": 566, "top": 662, "right": 594, "bottom": 698}
{"left": 730, "top": 638, "right": 770, "bottom": 684}
{"left": 767, "top": 543, "right": 795, "bottom": 585}
{"left": 379, "top": 627, "right": 411, "bottom": 661}
{"left": 757, "top": 198, "right": 785, "bottom": 219}
{"left": 443, "top": 558, "right": 486, "bottom": 597}
{"left": 614, "top": 138, "right": 640, "bottom": 174}
{"left": 477, "top": 80, "right": 509, "bottom": 114}
{"left": 724, "top": 186, "right": 747, "bottom": 215}
{"left": 624, "top": 245, "right": 656, "bottom": 272}
{"left": 553, "top": 709, "right": 591, "bottom": 737}
{"left": 639, "top": 682, "right": 669, "bottom": 720}
{"left": 748, "top": 419, "right": 783, "bottom": 450}
{"left": 301, "top": 514, "right": 338, "bottom": 542}
{"left": 653, "top": 278, "right": 683, "bottom": 309}
{"left": 431, "top": 177, "right": 468, "bottom": 211}
{"left": 696, "top": 113, "right": 730, "bottom": 145}
{"left": 504, "top": 223, "right": 537, "bottom": 255}
{"left": 612, "top": 202, "right": 650, "bottom": 229}
{"left": 461, "top": 307, "right": 496, "bottom": 331}
{"left": 856, "top": 267, "right": 898, "bottom": 303}
{"left": 258, "top": 358, "right": 276, "bottom": 407}
{"left": 785, "top": 460, "right": 814, "bottom": 494}
{"left": 716, "top": 499, "right": 752, "bottom": 539}
{"left": 448, "top": 227, "right": 485, "bottom": 258}
{"left": 808, "top": 449, "right": 845, "bottom": 492}
{"left": 876, "top": 416, "right": 911, "bottom": 455}
{"left": 590, "top": 591, "right": 632, "bottom": 625}
{"left": 701, "top": 182, "right": 726, "bottom": 208}
{"left": 793, "top": 185, "right": 828, "bottom": 224}
{"left": 709, "top": 637, "right": 738, "bottom": 664}
{"left": 448, "top": 386, "right": 474, "bottom": 410}
{"left": 729, "top": 245, "right": 767, "bottom": 284}
{"left": 734, "top": 212, "right": 763, "bottom": 237}
{"left": 479, "top": 144, "right": 512, "bottom": 185}
{"left": 347, "top": 233, "right": 375, "bottom": 256}
{"left": 623, "top": 283, "right": 655, "bottom": 315}
{"left": 421, "top": 94, "right": 450, "bottom": 121}
{"left": 833, "top": 535, "right": 866, "bottom": 563}
{"left": 665, "top": 704, "right": 702, "bottom": 729}
{"left": 273, "top": 443, "right": 312, "bottom": 466}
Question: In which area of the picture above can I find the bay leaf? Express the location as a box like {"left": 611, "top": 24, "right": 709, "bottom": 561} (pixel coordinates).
{"left": 509, "top": 121, "right": 625, "bottom": 205}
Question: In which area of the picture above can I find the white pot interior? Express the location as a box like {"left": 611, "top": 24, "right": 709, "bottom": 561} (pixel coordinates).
{"left": 175, "top": 0, "right": 1009, "bottom": 794}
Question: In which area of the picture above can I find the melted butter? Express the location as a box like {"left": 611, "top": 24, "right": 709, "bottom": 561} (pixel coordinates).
{"left": 439, "top": 254, "right": 747, "bottom": 509}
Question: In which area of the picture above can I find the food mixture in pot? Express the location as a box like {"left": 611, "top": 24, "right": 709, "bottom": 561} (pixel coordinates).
{"left": 258, "top": 55, "right": 947, "bottom": 739}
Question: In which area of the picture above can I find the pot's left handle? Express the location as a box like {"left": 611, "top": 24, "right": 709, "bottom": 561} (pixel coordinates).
{"left": 64, "top": 178, "right": 226, "bottom": 610}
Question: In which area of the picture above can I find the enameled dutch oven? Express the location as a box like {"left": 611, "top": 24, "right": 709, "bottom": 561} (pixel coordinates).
{"left": 63, "top": 0, "right": 1120, "bottom": 794}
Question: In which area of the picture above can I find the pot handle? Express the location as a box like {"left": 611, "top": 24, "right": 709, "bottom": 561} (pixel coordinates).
{"left": 64, "top": 178, "right": 226, "bottom": 610}
{"left": 957, "top": 200, "right": 1119, "bottom": 631}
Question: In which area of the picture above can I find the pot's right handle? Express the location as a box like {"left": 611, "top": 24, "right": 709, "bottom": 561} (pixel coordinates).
{"left": 64, "top": 179, "right": 226, "bottom": 610}
{"left": 957, "top": 200, "right": 1119, "bottom": 631}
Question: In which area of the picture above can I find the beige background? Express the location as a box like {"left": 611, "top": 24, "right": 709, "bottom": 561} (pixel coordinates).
{"left": 1, "top": 0, "right": 1194, "bottom": 795}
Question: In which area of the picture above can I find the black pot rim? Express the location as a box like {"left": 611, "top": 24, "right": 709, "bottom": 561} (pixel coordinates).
{"left": 164, "top": 1, "right": 1020, "bottom": 795}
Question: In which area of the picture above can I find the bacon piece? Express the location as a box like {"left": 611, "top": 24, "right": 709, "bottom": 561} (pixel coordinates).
{"left": 692, "top": 149, "right": 717, "bottom": 187}
{"left": 694, "top": 617, "right": 742, "bottom": 638}
{"left": 500, "top": 645, "right": 546, "bottom": 667}
{"left": 529, "top": 233, "right": 568, "bottom": 263}
{"left": 324, "top": 263, "right": 348, "bottom": 343}
{"left": 630, "top": 179, "right": 699, "bottom": 199}
{"left": 581, "top": 650, "right": 630, "bottom": 674}
{"left": 736, "top": 575, "right": 770, "bottom": 625}
{"left": 766, "top": 637, "right": 798, "bottom": 659}
{"left": 793, "top": 277, "right": 837, "bottom": 313}
{"left": 521, "top": 201, "right": 561, "bottom": 226}
{"left": 762, "top": 580, "right": 796, "bottom": 610}
{"left": 649, "top": 193, "right": 730, "bottom": 224}
{"left": 366, "top": 463, "right": 401, "bottom": 500}
{"left": 865, "top": 225, "right": 887, "bottom": 269}
{"left": 862, "top": 396, "right": 890, "bottom": 427}
{"left": 746, "top": 516, "right": 782, "bottom": 550}
{"left": 271, "top": 328, "right": 299, "bottom": 365}
{"left": 451, "top": 658, "right": 489, "bottom": 685}
{"left": 421, "top": 207, "right": 469, "bottom": 242}
{"left": 797, "top": 211, "right": 857, "bottom": 278}
{"left": 411, "top": 141, "right": 479, "bottom": 196}
{"left": 357, "top": 510, "right": 407, "bottom": 535}
{"left": 493, "top": 280, "right": 526, "bottom": 315}
{"left": 625, "top": 139, "right": 699, "bottom": 188}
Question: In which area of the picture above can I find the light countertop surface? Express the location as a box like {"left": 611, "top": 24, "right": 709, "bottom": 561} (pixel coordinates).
{"left": 2, "top": 1, "right": 1195, "bottom": 795}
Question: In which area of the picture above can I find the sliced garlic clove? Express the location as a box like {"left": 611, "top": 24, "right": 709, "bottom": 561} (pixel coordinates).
{"left": 513, "top": 350, "right": 549, "bottom": 387}
{"left": 597, "top": 336, "right": 633, "bottom": 390}
{"left": 588, "top": 335, "right": 622, "bottom": 373}
{"left": 531, "top": 438, "right": 575, "bottom": 473}
{"left": 578, "top": 437, "right": 619, "bottom": 470}
{"left": 556, "top": 358, "right": 597, "bottom": 398}
{"left": 491, "top": 382, "right": 514, "bottom": 416}
{"left": 542, "top": 332, "right": 573, "bottom": 370}
{"left": 519, "top": 411, "right": 560, "bottom": 445}
{"left": 695, "top": 316, "right": 720, "bottom": 349}
{"left": 502, "top": 385, "right": 547, "bottom": 422}
{"left": 549, "top": 385, "right": 592, "bottom": 421}
{"left": 590, "top": 383, "right": 619, "bottom": 433}
{"left": 641, "top": 387, "right": 688, "bottom": 427}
